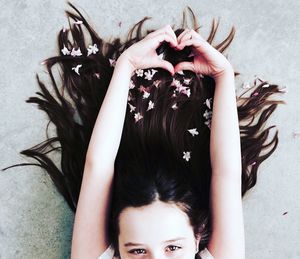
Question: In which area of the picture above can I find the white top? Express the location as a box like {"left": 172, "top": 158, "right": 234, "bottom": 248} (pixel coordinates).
{"left": 98, "top": 244, "right": 214, "bottom": 259}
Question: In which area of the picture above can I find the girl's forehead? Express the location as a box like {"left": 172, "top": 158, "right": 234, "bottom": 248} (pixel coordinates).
{"left": 118, "top": 200, "right": 194, "bottom": 244}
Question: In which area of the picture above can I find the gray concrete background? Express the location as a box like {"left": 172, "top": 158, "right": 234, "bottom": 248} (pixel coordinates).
{"left": 0, "top": 0, "right": 299, "bottom": 258}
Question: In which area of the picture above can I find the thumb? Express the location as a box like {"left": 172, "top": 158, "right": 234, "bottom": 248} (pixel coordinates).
{"left": 174, "top": 61, "right": 195, "bottom": 73}
{"left": 155, "top": 58, "right": 175, "bottom": 75}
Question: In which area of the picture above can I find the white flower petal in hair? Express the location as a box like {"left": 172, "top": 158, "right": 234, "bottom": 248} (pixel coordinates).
{"left": 129, "top": 80, "right": 135, "bottom": 89}
{"left": 109, "top": 58, "right": 116, "bottom": 67}
{"left": 128, "top": 102, "right": 136, "bottom": 113}
{"left": 183, "top": 78, "right": 192, "bottom": 85}
{"left": 181, "top": 87, "right": 191, "bottom": 97}
{"left": 135, "top": 69, "right": 144, "bottom": 77}
{"left": 171, "top": 78, "right": 182, "bottom": 88}
{"left": 61, "top": 45, "right": 70, "bottom": 55}
{"left": 134, "top": 112, "right": 143, "bottom": 122}
{"left": 183, "top": 151, "right": 191, "bottom": 161}
{"left": 127, "top": 92, "right": 133, "bottom": 101}
{"left": 203, "top": 109, "right": 212, "bottom": 120}
{"left": 144, "top": 69, "right": 158, "bottom": 80}
{"left": 87, "top": 43, "right": 99, "bottom": 56}
{"left": 72, "top": 64, "right": 82, "bottom": 75}
{"left": 71, "top": 47, "right": 82, "bottom": 57}
{"left": 204, "top": 98, "right": 212, "bottom": 109}
{"left": 204, "top": 119, "right": 211, "bottom": 129}
{"left": 147, "top": 100, "right": 154, "bottom": 111}
{"left": 171, "top": 103, "right": 178, "bottom": 110}
{"left": 262, "top": 83, "right": 270, "bottom": 88}
{"left": 143, "top": 91, "right": 150, "bottom": 99}
{"left": 74, "top": 20, "right": 83, "bottom": 25}
{"left": 187, "top": 128, "right": 199, "bottom": 137}
{"left": 94, "top": 72, "right": 101, "bottom": 79}
{"left": 151, "top": 69, "right": 158, "bottom": 75}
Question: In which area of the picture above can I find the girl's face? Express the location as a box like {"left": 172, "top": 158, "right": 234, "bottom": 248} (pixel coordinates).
{"left": 118, "top": 200, "right": 200, "bottom": 258}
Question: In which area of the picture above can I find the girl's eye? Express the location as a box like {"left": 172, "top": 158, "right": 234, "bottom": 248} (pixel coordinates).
{"left": 166, "top": 245, "right": 182, "bottom": 252}
{"left": 129, "top": 248, "right": 147, "bottom": 255}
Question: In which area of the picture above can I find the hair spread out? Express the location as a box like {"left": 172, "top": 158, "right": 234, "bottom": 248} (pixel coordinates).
{"left": 1, "top": 1, "right": 286, "bottom": 256}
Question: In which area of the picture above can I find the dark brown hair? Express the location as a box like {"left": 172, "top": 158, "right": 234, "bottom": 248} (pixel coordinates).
{"left": 1, "top": 1, "right": 286, "bottom": 255}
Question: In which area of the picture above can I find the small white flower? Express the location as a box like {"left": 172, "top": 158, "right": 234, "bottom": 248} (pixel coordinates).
{"left": 71, "top": 47, "right": 82, "bottom": 57}
{"left": 144, "top": 69, "right": 157, "bottom": 80}
{"left": 127, "top": 92, "right": 133, "bottom": 101}
{"left": 61, "top": 45, "right": 70, "bottom": 55}
{"left": 72, "top": 64, "right": 82, "bottom": 75}
{"left": 183, "top": 78, "right": 192, "bottom": 85}
{"left": 128, "top": 102, "right": 136, "bottom": 113}
{"left": 262, "top": 83, "right": 270, "bottom": 88}
{"left": 204, "top": 119, "right": 211, "bottom": 129}
{"left": 171, "top": 103, "right": 178, "bottom": 110}
{"left": 74, "top": 20, "right": 83, "bottom": 24}
{"left": 204, "top": 98, "right": 212, "bottom": 109}
{"left": 187, "top": 128, "right": 199, "bottom": 137}
{"left": 134, "top": 112, "right": 143, "bottom": 122}
{"left": 147, "top": 100, "right": 154, "bottom": 111}
{"left": 87, "top": 43, "right": 99, "bottom": 56}
{"left": 151, "top": 69, "right": 158, "bottom": 75}
{"left": 171, "top": 78, "right": 182, "bottom": 88}
{"left": 109, "top": 58, "right": 116, "bottom": 67}
{"left": 183, "top": 151, "right": 191, "bottom": 161}
{"left": 203, "top": 110, "right": 212, "bottom": 120}
{"left": 94, "top": 72, "right": 100, "bottom": 79}
{"left": 129, "top": 80, "right": 135, "bottom": 89}
{"left": 143, "top": 91, "right": 150, "bottom": 99}
{"left": 176, "top": 70, "right": 184, "bottom": 75}
{"left": 135, "top": 69, "right": 144, "bottom": 77}
{"left": 182, "top": 87, "right": 191, "bottom": 97}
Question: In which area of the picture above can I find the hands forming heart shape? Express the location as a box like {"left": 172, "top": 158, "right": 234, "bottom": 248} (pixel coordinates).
{"left": 121, "top": 24, "right": 233, "bottom": 80}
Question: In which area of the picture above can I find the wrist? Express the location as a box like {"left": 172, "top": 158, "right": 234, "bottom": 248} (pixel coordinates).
{"left": 116, "top": 52, "right": 136, "bottom": 75}
{"left": 213, "top": 67, "right": 235, "bottom": 85}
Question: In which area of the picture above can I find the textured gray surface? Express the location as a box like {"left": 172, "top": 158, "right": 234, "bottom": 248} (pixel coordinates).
{"left": 0, "top": 0, "right": 299, "bottom": 258}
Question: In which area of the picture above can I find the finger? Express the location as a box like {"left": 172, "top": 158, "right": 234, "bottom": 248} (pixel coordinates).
{"left": 151, "top": 32, "right": 178, "bottom": 49}
{"left": 176, "top": 38, "right": 210, "bottom": 55}
{"left": 155, "top": 58, "right": 175, "bottom": 75}
{"left": 177, "top": 29, "right": 190, "bottom": 44}
{"left": 174, "top": 61, "right": 195, "bottom": 73}
{"left": 147, "top": 25, "right": 178, "bottom": 46}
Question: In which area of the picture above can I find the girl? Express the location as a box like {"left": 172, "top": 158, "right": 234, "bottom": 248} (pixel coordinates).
{"left": 1, "top": 2, "right": 286, "bottom": 258}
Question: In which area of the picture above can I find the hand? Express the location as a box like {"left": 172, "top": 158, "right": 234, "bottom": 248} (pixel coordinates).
{"left": 174, "top": 29, "right": 234, "bottom": 80}
{"left": 119, "top": 24, "right": 178, "bottom": 75}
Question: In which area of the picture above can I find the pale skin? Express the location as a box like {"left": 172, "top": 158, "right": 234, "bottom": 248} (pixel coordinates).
{"left": 70, "top": 24, "right": 244, "bottom": 259}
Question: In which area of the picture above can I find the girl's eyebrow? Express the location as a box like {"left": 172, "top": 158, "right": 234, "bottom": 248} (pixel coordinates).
{"left": 124, "top": 237, "right": 187, "bottom": 247}
{"left": 163, "top": 237, "right": 186, "bottom": 243}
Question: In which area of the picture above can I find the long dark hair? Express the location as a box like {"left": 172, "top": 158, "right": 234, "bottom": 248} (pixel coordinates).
{"left": 1, "top": 1, "right": 286, "bottom": 255}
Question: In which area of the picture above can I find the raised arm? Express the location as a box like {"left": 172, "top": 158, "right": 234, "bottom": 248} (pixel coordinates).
{"left": 175, "top": 29, "right": 244, "bottom": 259}
{"left": 208, "top": 71, "right": 244, "bottom": 259}
{"left": 70, "top": 25, "right": 178, "bottom": 259}
{"left": 70, "top": 55, "right": 135, "bottom": 259}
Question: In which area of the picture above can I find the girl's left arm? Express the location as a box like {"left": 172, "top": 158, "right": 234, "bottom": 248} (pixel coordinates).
{"left": 70, "top": 56, "right": 135, "bottom": 259}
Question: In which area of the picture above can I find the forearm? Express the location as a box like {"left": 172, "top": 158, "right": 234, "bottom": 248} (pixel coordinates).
{"left": 210, "top": 70, "right": 242, "bottom": 178}
{"left": 85, "top": 55, "right": 134, "bottom": 169}
{"left": 208, "top": 70, "right": 245, "bottom": 259}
